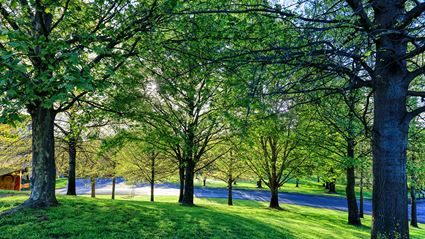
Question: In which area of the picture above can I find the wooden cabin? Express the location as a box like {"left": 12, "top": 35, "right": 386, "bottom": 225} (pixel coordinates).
{"left": 0, "top": 168, "right": 28, "bottom": 191}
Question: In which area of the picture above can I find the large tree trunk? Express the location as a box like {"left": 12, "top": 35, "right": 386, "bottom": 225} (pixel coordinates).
{"left": 26, "top": 106, "right": 58, "bottom": 207}
{"left": 410, "top": 185, "right": 418, "bottom": 228}
{"left": 371, "top": 2, "right": 410, "bottom": 238}
{"left": 178, "top": 165, "right": 185, "bottom": 203}
{"left": 181, "top": 160, "right": 195, "bottom": 205}
{"left": 111, "top": 176, "right": 116, "bottom": 200}
{"left": 66, "top": 138, "right": 77, "bottom": 196}
{"left": 91, "top": 177, "right": 96, "bottom": 198}
{"left": 228, "top": 178, "right": 233, "bottom": 206}
{"left": 269, "top": 186, "right": 280, "bottom": 209}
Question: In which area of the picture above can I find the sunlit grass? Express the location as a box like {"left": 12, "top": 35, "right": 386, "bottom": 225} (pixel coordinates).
{"left": 0, "top": 194, "right": 422, "bottom": 239}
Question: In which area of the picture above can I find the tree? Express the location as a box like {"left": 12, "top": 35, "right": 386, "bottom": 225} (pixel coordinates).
{"left": 244, "top": 109, "right": 309, "bottom": 209}
{"left": 0, "top": 1, "right": 166, "bottom": 208}
{"left": 117, "top": 140, "right": 176, "bottom": 202}
{"left": 212, "top": 139, "right": 247, "bottom": 205}
{"left": 308, "top": 89, "right": 371, "bottom": 225}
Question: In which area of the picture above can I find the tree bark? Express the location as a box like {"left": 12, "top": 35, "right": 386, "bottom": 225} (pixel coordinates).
{"left": 91, "top": 177, "right": 96, "bottom": 198}
{"left": 66, "top": 138, "right": 77, "bottom": 196}
{"left": 410, "top": 185, "right": 418, "bottom": 227}
{"left": 25, "top": 106, "right": 58, "bottom": 207}
{"left": 181, "top": 160, "right": 195, "bottom": 205}
{"left": 228, "top": 178, "right": 233, "bottom": 206}
{"left": 269, "top": 186, "right": 280, "bottom": 209}
{"left": 346, "top": 166, "right": 361, "bottom": 225}
{"left": 111, "top": 176, "right": 116, "bottom": 200}
{"left": 203, "top": 177, "right": 206, "bottom": 187}
{"left": 295, "top": 179, "right": 299, "bottom": 188}
{"left": 371, "top": 2, "right": 410, "bottom": 238}
{"left": 346, "top": 140, "right": 361, "bottom": 225}
{"left": 178, "top": 165, "right": 185, "bottom": 203}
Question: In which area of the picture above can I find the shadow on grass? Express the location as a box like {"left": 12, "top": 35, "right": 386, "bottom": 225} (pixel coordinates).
{"left": 0, "top": 196, "right": 294, "bottom": 239}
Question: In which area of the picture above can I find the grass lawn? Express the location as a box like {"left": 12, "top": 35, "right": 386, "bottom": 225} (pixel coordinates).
{"left": 0, "top": 194, "right": 423, "bottom": 239}
{"left": 55, "top": 178, "right": 68, "bottom": 189}
{"left": 196, "top": 178, "right": 373, "bottom": 200}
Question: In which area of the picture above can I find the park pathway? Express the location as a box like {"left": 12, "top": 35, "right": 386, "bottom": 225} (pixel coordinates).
{"left": 56, "top": 178, "right": 425, "bottom": 223}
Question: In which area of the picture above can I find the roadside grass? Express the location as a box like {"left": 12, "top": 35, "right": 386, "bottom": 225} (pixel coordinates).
{"left": 55, "top": 178, "right": 68, "bottom": 189}
{"left": 195, "top": 178, "right": 373, "bottom": 199}
{"left": 0, "top": 194, "right": 423, "bottom": 239}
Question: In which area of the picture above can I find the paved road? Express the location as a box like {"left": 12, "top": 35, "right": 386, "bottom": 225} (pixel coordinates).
{"left": 56, "top": 178, "right": 425, "bottom": 223}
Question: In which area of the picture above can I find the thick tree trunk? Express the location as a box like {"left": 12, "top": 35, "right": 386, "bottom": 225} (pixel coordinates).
{"left": 346, "top": 166, "right": 361, "bottom": 225}
{"left": 66, "top": 139, "right": 77, "bottom": 196}
{"left": 181, "top": 160, "right": 195, "bottom": 205}
{"left": 91, "top": 177, "right": 96, "bottom": 198}
{"left": 26, "top": 106, "right": 58, "bottom": 207}
{"left": 410, "top": 185, "right": 418, "bottom": 228}
{"left": 371, "top": 2, "right": 410, "bottom": 238}
{"left": 359, "top": 170, "right": 364, "bottom": 218}
{"left": 269, "top": 187, "right": 280, "bottom": 209}
{"left": 111, "top": 176, "right": 116, "bottom": 200}
{"left": 178, "top": 166, "right": 185, "bottom": 203}
{"left": 228, "top": 179, "right": 233, "bottom": 206}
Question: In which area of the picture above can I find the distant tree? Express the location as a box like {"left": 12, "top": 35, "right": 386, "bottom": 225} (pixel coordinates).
{"left": 244, "top": 110, "right": 309, "bottom": 209}
{"left": 117, "top": 140, "right": 176, "bottom": 202}
{"left": 212, "top": 140, "right": 247, "bottom": 205}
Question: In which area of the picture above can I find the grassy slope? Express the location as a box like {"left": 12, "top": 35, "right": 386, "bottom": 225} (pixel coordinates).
{"left": 0, "top": 195, "right": 423, "bottom": 239}
{"left": 196, "top": 179, "right": 373, "bottom": 199}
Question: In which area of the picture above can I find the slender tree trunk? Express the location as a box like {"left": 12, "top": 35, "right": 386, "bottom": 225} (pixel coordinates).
{"left": 228, "top": 178, "right": 233, "bottom": 206}
{"left": 410, "top": 185, "right": 418, "bottom": 227}
{"left": 181, "top": 160, "right": 195, "bottom": 205}
{"left": 111, "top": 176, "right": 116, "bottom": 200}
{"left": 66, "top": 139, "right": 77, "bottom": 196}
{"left": 91, "top": 177, "right": 96, "bottom": 198}
{"left": 257, "top": 179, "right": 262, "bottom": 188}
{"left": 325, "top": 182, "right": 330, "bottom": 189}
{"left": 346, "top": 140, "right": 361, "bottom": 225}
{"left": 371, "top": 2, "right": 410, "bottom": 238}
{"left": 360, "top": 169, "right": 364, "bottom": 218}
{"left": 346, "top": 166, "right": 361, "bottom": 225}
{"left": 150, "top": 156, "right": 155, "bottom": 202}
{"left": 178, "top": 165, "right": 185, "bottom": 203}
{"left": 203, "top": 177, "right": 206, "bottom": 187}
{"left": 317, "top": 177, "right": 320, "bottom": 183}
{"left": 328, "top": 181, "right": 336, "bottom": 193}
{"left": 269, "top": 186, "right": 280, "bottom": 209}
{"left": 295, "top": 179, "right": 299, "bottom": 188}
{"left": 25, "top": 106, "right": 58, "bottom": 207}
